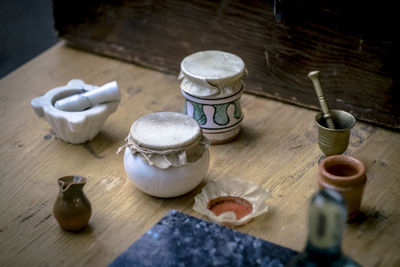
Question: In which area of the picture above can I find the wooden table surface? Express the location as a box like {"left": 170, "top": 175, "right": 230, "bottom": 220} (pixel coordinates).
{"left": 0, "top": 43, "right": 399, "bottom": 266}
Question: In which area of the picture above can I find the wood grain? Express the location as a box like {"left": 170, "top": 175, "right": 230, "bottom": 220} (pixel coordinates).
{"left": 0, "top": 43, "right": 399, "bottom": 266}
{"left": 53, "top": 0, "right": 399, "bottom": 129}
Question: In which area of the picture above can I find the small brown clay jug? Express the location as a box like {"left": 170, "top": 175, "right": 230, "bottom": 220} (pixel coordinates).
{"left": 53, "top": 175, "right": 92, "bottom": 231}
{"left": 318, "top": 155, "right": 366, "bottom": 221}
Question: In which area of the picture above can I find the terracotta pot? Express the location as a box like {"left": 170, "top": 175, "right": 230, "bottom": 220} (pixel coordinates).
{"left": 53, "top": 176, "right": 92, "bottom": 231}
{"left": 318, "top": 155, "right": 366, "bottom": 221}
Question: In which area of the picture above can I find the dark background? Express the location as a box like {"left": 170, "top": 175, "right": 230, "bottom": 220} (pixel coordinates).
{"left": 1, "top": 0, "right": 398, "bottom": 128}
{"left": 53, "top": 0, "right": 399, "bottom": 128}
{"left": 0, "top": 0, "right": 58, "bottom": 78}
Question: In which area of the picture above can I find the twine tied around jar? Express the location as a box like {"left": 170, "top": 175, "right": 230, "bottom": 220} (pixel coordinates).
{"left": 179, "top": 70, "right": 247, "bottom": 97}
{"left": 118, "top": 133, "right": 209, "bottom": 169}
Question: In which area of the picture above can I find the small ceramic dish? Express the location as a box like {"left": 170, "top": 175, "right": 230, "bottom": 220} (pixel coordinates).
{"left": 31, "top": 79, "right": 120, "bottom": 144}
{"left": 193, "top": 177, "right": 271, "bottom": 226}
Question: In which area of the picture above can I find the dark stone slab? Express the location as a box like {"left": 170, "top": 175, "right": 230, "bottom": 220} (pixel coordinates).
{"left": 109, "top": 210, "right": 298, "bottom": 267}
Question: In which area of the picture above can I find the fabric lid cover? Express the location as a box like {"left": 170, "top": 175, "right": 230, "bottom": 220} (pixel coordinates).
{"left": 179, "top": 50, "right": 247, "bottom": 98}
{"left": 120, "top": 112, "right": 209, "bottom": 169}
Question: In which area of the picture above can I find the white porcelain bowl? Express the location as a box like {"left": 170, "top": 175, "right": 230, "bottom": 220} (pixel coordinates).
{"left": 31, "top": 80, "right": 119, "bottom": 144}
{"left": 124, "top": 147, "right": 210, "bottom": 198}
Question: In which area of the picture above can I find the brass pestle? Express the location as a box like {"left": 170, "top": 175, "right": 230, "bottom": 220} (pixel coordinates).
{"left": 308, "top": 71, "right": 335, "bottom": 129}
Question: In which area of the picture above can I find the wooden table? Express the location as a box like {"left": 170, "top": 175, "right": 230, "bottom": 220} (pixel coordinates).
{"left": 0, "top": 43, "right": 399, "bottom": 266}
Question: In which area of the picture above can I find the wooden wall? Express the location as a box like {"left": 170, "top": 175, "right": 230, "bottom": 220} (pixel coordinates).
{"left": 53, "top": 0, "right": 399, "bottom": 129}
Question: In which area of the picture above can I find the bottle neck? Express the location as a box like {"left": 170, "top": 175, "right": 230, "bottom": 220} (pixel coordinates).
{"left": 305, "top": 190, "right": 347, "bottom": 258}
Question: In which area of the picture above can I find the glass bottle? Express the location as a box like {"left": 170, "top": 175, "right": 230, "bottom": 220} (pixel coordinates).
{"left": 286, "top": 189, "right": 360, "bottom": 267}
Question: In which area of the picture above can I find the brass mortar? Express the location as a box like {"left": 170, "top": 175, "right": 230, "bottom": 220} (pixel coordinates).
{"left": 315, "top": 110, "right": 356, "bottom": 156}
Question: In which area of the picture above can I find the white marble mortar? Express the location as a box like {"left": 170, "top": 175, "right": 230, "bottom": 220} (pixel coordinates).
{"left": 31, "top": 79, "right": 120, "bottom": 144}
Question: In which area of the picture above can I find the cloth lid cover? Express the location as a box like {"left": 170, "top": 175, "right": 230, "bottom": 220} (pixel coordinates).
{"left": 179, "top": 50, "right": 247, "bottom": 97}
{"left": 120, "top": 112, "right": 209, "bottom": 169}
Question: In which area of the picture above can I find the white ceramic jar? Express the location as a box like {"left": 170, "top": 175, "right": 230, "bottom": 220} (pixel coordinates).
{"left": 122, "top": 112, "right": 210, "bottom": 198}
{"left": 179, "top": 50, "right": 248, "bottom": 144}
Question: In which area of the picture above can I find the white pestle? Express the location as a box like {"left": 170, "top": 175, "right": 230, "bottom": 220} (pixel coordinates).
{"left": 55, "top": 81, "right": 120, "bottom": 111}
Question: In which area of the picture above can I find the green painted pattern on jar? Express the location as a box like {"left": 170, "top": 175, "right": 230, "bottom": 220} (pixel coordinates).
{"left": 190, "top": 101, "right": 207, "bottom": 125}
{"left": 213, "top": 103, "right": 230, "bottom": 126}
{"left": 234, "top": 99, "right": 242, "bottom": 119}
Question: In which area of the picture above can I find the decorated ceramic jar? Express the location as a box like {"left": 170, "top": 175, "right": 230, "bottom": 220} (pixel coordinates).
{"left": 121, "top": 112, "right": 210, "bottom": 198}
{"left": 179, "top": 50, "right": 248, "bottom": 144}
